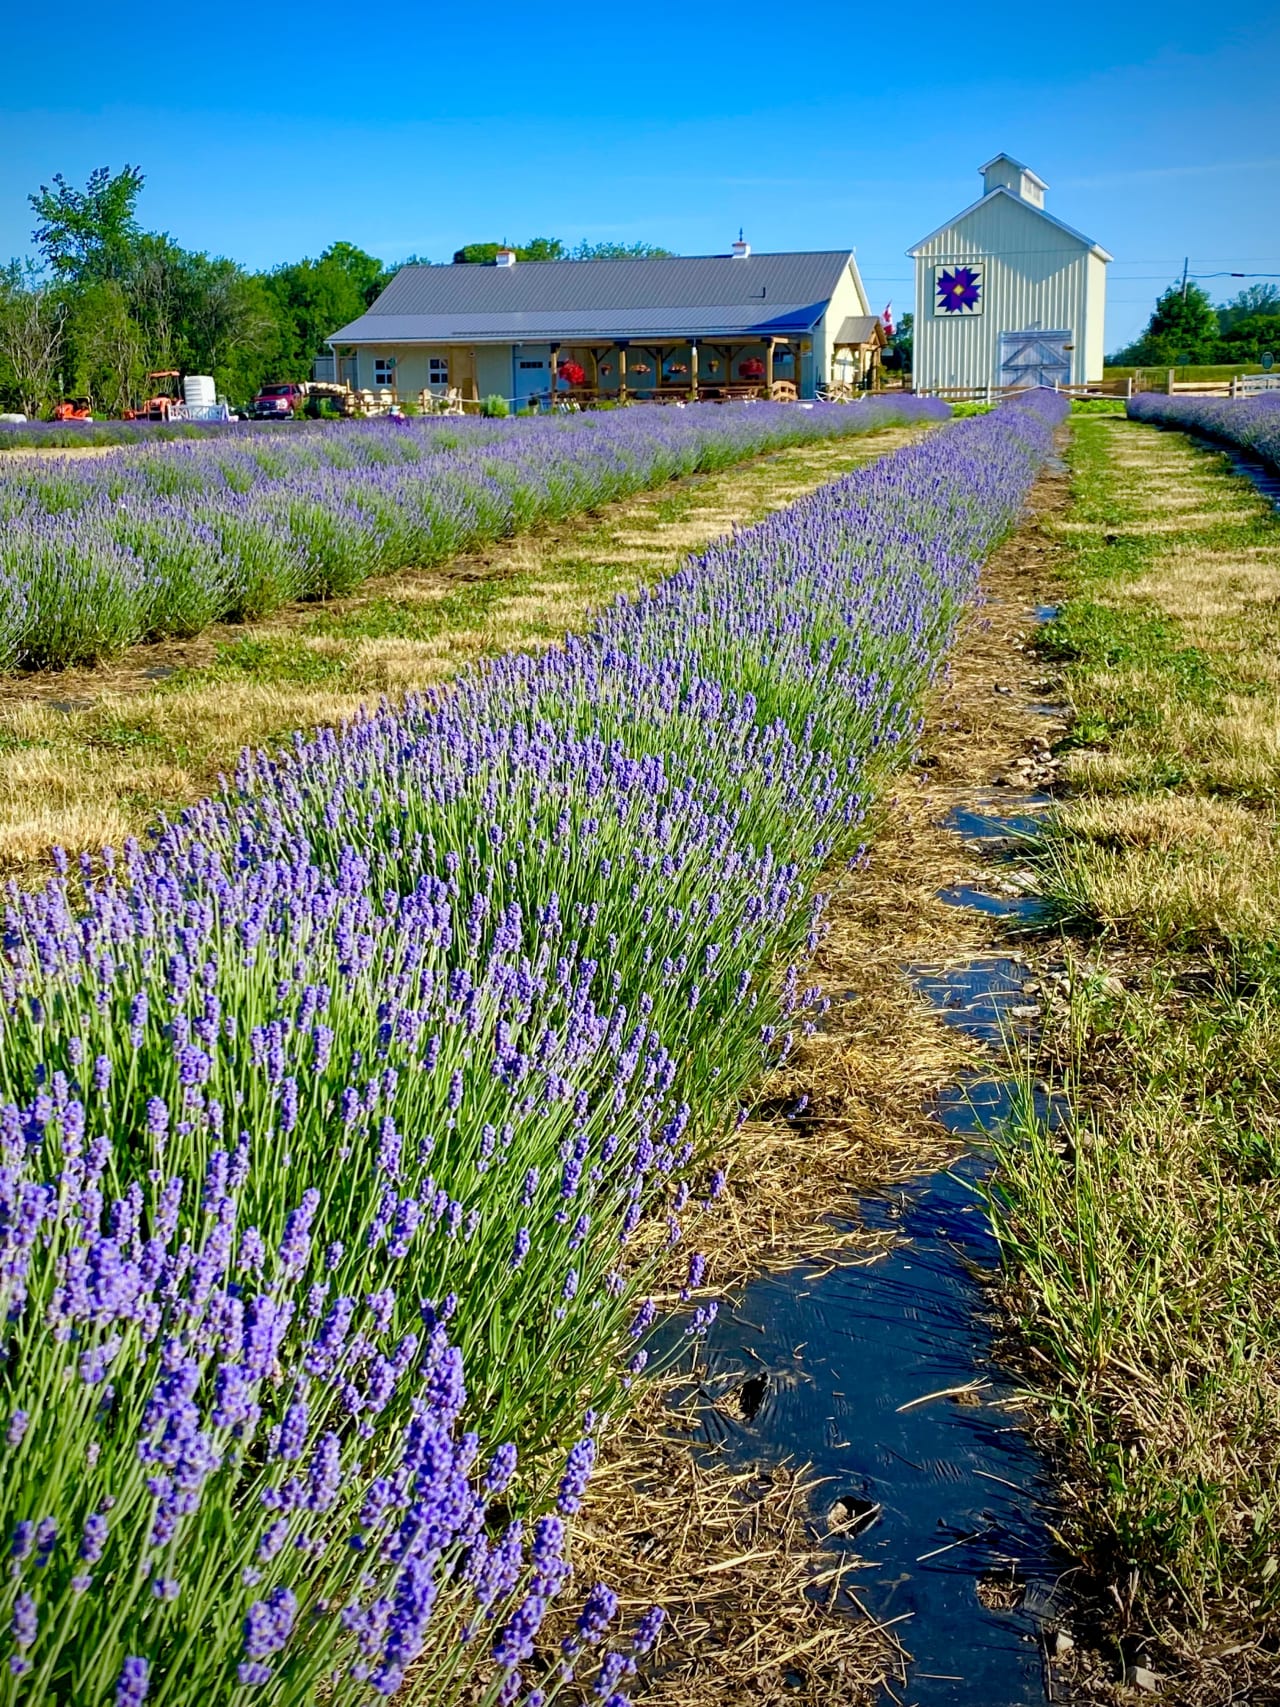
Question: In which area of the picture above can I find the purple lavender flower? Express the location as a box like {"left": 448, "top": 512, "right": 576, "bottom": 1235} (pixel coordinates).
{"left": 557, "top": 1437, "right": 596, "bottom": 1515}
{"left": 116, "top": 1657, "right": 150, "bottom": 1707}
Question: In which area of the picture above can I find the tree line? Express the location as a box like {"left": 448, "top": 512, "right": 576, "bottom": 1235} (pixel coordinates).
{"left": 1110, "top": 279, "right": 1280, "bottom": 367}
{"left": 0, "top": 166, "right": 673, "bottom": 416}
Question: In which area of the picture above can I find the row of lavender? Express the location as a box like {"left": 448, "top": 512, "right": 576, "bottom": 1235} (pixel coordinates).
{"left": 0, "top": 401, "right": 945, "bottom": 672}
{"left": 0, "top": 392, "right": 1068, "bottom": 1705}
{"left": 0, "top": 421, "right": 259, "bottom": 453}
{"left": 1127, "top": 391, "right": 1280, "bottom": 468}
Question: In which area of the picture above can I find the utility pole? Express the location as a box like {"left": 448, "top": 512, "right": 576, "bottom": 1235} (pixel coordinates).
{"left": 1181, "top": 257, "right": 1189, "bottom": 299}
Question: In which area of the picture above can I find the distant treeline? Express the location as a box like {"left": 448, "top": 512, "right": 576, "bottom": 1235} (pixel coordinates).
{"left": 1110, "top": 279, "right": 1280, "bottom": 368}
{"left": 0, "top": 165, "right": 674, "bottom": 416}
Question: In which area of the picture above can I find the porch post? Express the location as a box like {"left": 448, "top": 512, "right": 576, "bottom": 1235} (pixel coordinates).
{"left": 617, "top": 343, "right": 628, "bottom": 402}
{"left": 764, "top": 337, "right": 775, "bottom": 394}
{"left": 689, "top": 339, "right": 698, "bottom": 401}
{"left": 549, "top": 344, "right": 561, "bottom": 406}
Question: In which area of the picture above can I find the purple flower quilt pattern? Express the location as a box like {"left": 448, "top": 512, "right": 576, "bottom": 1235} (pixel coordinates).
{"left": 934, "top": 264, "right": 984, "bottom": 316}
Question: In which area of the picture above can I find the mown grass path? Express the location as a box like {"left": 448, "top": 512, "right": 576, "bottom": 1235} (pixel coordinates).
{"left": 0, "top": 424, "right": 928, "bottom": 872}
{"left": 992, "top": 416, "right": 1280, "bottom": 1701}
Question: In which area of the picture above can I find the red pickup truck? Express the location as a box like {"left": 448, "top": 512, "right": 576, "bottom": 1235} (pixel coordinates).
{"left": 250, "top": 383, "right": 305, "bottom": 420}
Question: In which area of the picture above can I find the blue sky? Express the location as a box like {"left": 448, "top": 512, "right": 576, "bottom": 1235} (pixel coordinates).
{"left": 2, "top": 1, "right": 1276, "bottom": 349}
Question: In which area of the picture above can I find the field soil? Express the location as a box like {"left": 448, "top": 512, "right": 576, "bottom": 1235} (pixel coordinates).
{"left": 0, "top": 425, "right": 929, "bottom": 874}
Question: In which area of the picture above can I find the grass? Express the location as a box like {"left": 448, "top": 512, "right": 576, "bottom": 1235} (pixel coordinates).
{"left": 0, "top": 424, "right": 928, "bottom": 874}
{"left": 988, "top": 415, "right": 1280, "bottom": 1680}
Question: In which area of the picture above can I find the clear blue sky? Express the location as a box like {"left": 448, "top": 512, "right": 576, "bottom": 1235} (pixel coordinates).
{"left": 2, "top": 0, "right": 1276, "bottom": 350}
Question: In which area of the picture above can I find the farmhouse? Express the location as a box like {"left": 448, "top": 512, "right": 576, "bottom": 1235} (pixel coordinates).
{"left": 909, "top": 154, "right": 1111, "bottom": 394}
{"left": 325, "top": 240, "right": 880, "bottom": 406}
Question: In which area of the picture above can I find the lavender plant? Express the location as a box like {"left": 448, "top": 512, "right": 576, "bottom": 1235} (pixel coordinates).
{"left": 0, "top": 402, "right": 947, "bottom": 671}
{"left": 0, "top": 392, "right": 1067, "bottom": 1703}
{"left": 1128, "top": 391, "right": 1280, "bottom": 470}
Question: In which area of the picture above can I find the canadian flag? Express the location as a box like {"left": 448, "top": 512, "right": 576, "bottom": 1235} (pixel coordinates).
{"left": 882, "top": 302, "right": 894, "bottom": 337}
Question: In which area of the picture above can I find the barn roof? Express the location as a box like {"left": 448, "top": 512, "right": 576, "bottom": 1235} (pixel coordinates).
{"left": 906, "top": 187, "right": 1112, "bottom": 262}
{"left": 328, "top": 251, "right": 857, "bottom": 345}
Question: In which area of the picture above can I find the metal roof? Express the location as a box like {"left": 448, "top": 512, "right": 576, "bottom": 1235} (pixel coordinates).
{"left": 907, "top": 187, "right": 1112, "bottom": 262}
{"left": 833, "top": 315, "right": 884, "bottom": 345}
{"left": 329, "top": 251, "right": 854, "bottom": 345}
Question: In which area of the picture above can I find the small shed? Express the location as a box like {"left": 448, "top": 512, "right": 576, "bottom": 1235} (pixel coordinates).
{"left": 908, "top": 154, "right": 1111, "bottom": 394}
{"left": 830, "top": 315, "right": 887, "bottom": 391}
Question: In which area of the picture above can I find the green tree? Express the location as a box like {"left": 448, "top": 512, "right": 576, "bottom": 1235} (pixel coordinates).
{"left": 0, "top": 260, "right": 69, "bottom": 415}
{"left": 70, "top": 279, "right": 147, "bottom": 415}
{"left": 1218, "top": 283, "right": 1280, "bottom": 333}
{"left": 261, "top": 248, "right": 382, "bottom": 375}
{"left": 452, "top": 238, "right": 567, "bottom": 264}
{"left": 1113, "top": 281, "right": 1220, "bottom": 365}
{"left": 29, "top": 164, "right": 145, "bottom": 282}
{"left": 884, "top": 311, "right": 912, "bottom": 373}
{"left": 570, "top": 240, "right": 674, "bottom": 260}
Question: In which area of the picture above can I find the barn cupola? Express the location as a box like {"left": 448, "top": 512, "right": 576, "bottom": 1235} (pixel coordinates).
{"left": 731, "top": 230, "right": 751, "bottom": 259}
{"left": 979, "top": 153, "right": 1047, "bottom": 208}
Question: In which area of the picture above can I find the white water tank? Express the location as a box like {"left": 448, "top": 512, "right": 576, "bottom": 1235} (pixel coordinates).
{"left": 183, "top": 374, "right": 217, "bottom": 407}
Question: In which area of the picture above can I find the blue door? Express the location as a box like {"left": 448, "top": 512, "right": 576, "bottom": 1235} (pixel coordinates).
{"left": 513, "top": 349, "right": 550, "bottom": 408}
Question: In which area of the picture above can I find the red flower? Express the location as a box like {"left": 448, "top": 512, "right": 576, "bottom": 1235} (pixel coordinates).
{"left": 558, "top": 361, "right": 587, "bottom": 387}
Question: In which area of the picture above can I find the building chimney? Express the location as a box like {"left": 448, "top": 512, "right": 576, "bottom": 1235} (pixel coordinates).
{"left": 495, "top": 247, "right": 517, "bottom": 267}
{"left": 731, "top": 229, "right": 751, "bottom": 259}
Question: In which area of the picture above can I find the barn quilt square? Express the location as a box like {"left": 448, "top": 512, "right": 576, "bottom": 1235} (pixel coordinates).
{"left": 933, "top": 263, "right": 984, "bottom": 316}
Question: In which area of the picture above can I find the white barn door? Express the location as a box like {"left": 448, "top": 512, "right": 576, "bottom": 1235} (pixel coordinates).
{"left": 999, "top": 329, "right": 1071, "bottom": 389}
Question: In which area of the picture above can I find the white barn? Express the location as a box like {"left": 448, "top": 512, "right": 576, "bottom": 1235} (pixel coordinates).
{"left": 909, "top": 154, "right": 1111, "bottom": 394}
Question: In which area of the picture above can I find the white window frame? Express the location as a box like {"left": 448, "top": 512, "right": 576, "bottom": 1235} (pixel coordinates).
{"left": 374, "top": 357, "right": 397, "bottom": 388}
{"left": 427, "top": 356, "right": 450, "bottom": 389}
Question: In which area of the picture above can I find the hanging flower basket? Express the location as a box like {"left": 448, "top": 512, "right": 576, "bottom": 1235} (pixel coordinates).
{"left": 557, "top": 360, "right": 587, "bottom": 387}
{"left": 666, "top": 362, "right": 689, "bottom": 376}
{"left": 632, "top": 363, "right": 652, "bottom": 376}
{"left": 739, "top": 358, "right": 765, "bottom": 380}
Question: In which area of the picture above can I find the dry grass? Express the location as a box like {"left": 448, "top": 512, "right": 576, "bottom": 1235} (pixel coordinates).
{"left": 0, "top": 425, "right": 927, "bottom": 876}
{"left": 988, "top": 416, "right": 1280, "bottom": 1703}
{"left": 553, "top": 1377, "right": 902, "bottom": 1707}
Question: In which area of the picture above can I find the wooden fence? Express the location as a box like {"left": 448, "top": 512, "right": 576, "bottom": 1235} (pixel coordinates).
{"left": 910, "top": 379, "right": 1133, "bottom": 403}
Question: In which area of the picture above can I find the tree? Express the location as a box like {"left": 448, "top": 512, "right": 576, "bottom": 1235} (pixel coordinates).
{"left": 452, "top": 238, "right": 567, "bottom": 264}
{"left": 72, "top": 279, "right": 147, "bottom": 415}
{"left": 1218, "top": 284, "right": 1280, "bottom": 334}
{"left": 570, "top": 240, "right": 674, "bottom": 260}
{"left": 1112, "top": 281, "right": 1220, "bottom": 365}
{"left": 0, "top": 261, "right": 69, "bottom": 416}
{"left": 29, "top": 164, "right": 145, "bottom": 282}
{"left": 883, "top": 311, "right": 912, "bottom": 373}
{"left": 261, "top": 247, "right": 385, "bottom": 373}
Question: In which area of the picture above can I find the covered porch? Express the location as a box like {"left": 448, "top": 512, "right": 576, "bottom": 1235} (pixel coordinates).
{"left": 520, "top": 335, "right": 814, "bottom": 405}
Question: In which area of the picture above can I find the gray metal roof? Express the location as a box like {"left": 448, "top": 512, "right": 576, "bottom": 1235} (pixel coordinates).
{"left": 329, "top": 251, "right": 854, "bottom": 345}
{"left": 833, "top": 315, "right": 883, "bottom": 345}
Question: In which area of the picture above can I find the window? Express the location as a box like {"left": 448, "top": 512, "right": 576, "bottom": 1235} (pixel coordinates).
{"left": 518, "top": 360, "right": 544, "bottom": 370}
{"left": 374, "top": 358, "right": 396, "bottom": 387}
{"left": 428, "top": 357, "right": 449, "bottom": 388}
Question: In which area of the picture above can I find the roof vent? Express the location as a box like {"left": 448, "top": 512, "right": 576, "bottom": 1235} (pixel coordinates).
{"left": 495, "top": 247, "right": 517, "bottom": 267}
{"left": 731, "top": 229, "right": 751, "bottom": 259}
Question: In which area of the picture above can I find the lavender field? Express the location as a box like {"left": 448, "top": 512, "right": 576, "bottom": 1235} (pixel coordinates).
{"left": 1128, "top": 391, "right": 1280, "bottom": 467}
{"left": 0, "top": 401, "right": 945, "bottom": 673}
{"left": 0, "top": 392, "right": 1067, "bottom": 1704}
